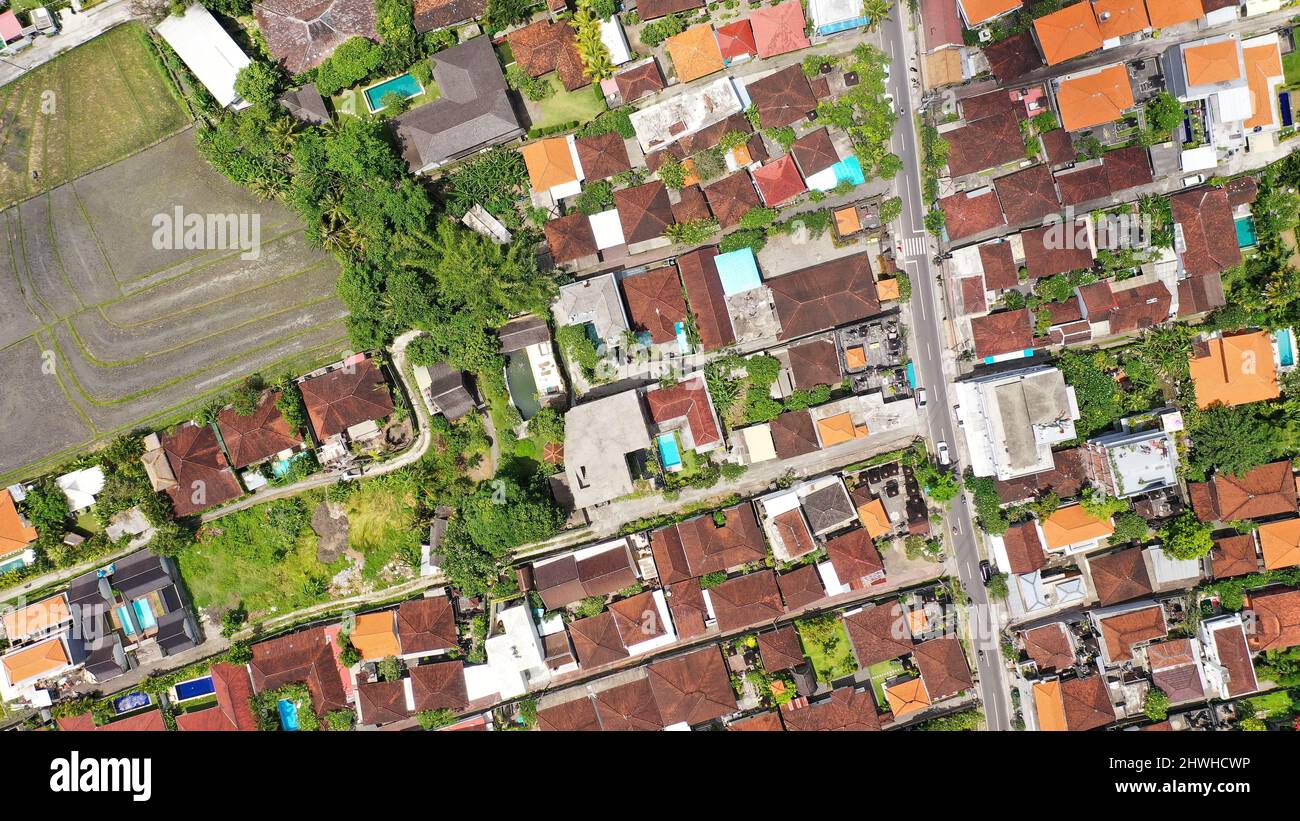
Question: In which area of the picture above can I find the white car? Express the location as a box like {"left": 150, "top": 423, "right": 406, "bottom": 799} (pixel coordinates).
{"left": 883, "top": 62, "right": 891, "bottom": 82}
{"left": 1182, "top": 174, "right": 1205, "bottom": 187}
{"left": 884, "top": 93, "right": 895, "bottom": 115}
{"left": 915, "top": 387, "right": 927, "bottom": 407}
{"left": 936, "top": 441, "right": 950, "bottom": 466}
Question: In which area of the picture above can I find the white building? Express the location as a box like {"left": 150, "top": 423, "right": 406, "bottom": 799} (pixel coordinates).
{"left": 157, "top": 5, "right": 252, "bottom": 110}
{"left": 955, "top": 366, "right": 1080, "bottom": 481}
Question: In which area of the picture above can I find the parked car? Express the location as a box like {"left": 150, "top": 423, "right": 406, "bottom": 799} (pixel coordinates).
{"left": 953, "top": 404, "right": 964, "bottom": 426}
{"left": 1182, "top": 174, "right": 1205, "bottom": 187}
{"left": 884, "top": 93, "right": 895, "bottom": 114}
{"left": 979, "top": 560, "right": 993, "bottom": 584}
{"left": 936, "top": 440, "right": 950, "bottom": 465}
{"left": 915, "top": 387, "right": 927, "bottom": 407}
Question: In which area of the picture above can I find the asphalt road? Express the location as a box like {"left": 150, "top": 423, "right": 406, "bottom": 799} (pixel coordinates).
{"left": 882, "top": 7, "right": 1011, "bottom": 731}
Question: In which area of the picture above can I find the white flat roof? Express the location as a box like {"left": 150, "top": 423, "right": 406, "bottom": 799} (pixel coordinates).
{"left": 157, "top": 6, "right": 251, "bottom": 110}
{"left": 589, "top": 208, "right": 626, "bottom": 249}
{"left": 600, "top": 18, "right": 633, "bottom": 66}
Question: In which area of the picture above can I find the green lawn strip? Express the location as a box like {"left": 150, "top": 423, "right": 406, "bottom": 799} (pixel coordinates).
{"left": 65, "top": 293, "right": 340, "bottom": 368}
{"left": 0, "top": 337, "right": 346, "bottom": 486}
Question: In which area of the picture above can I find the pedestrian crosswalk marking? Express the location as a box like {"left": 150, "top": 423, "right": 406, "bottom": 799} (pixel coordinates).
{"left": 900, "top": 236, "right": 928, "bottom": 258}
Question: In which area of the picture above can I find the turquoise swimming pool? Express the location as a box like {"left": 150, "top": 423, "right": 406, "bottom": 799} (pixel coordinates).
{"left": 1277, "top": 328, "right": 1295, "bottom": 367}
{"left": 363, "top": 73, "right": 422, "bottom": 112}
{"left": 833, "top": 156, "right": 865, "bottom": 186}
{"left": 278, "top": 699, "right": 300, "bottom": 731}
{"left": 657, "top": 433, "right": 682, "bottom": 470}
{"left": 116, "top": 599, "right": 157, "bottom": 635}
{"left": 1236, "top": 216, "right": 1257, "bottom": 248}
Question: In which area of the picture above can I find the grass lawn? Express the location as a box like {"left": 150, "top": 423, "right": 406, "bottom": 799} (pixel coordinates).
{"left": 867, "top": 658, "right": 906, "bottom": 705}
{"left": 797, "top": 617, "right": 858, "bottom": 683}
{"left": 533, "top": 73, "right": 607, "bottom": 129}
{"left": 0, "top": 22, "right": 191, "bottom": 208}
{"left": 1245, "top": 690, "right": 1295, "bottom": 719}
{"left": 177, "top": 494, "right": 342, "bottom": 618}
{"left": 342, "top": 472, "right": 423, "bottom": 581}
{"left": 74, "top": 511, "right": 102, "bottom": 534}
{"left": 1285, "top": 30, "right": 1300, "bottom": 87}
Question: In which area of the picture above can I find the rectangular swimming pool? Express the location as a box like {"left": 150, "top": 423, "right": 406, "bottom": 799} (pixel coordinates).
{"left": 363, "top": 73, "right": 423, "bottom": 112}
{"left": 278, "top": 698, "right": 301, "bottom": 731}
{"left": 175, "top": 675, "right": 216, "bottom": 701}
{"left": 116, "top": 599, "right": 157, "bottom": 635}
{"left": 1277, "top": 328, "right": 1295, "bottom": 367}
{"left": 1236, "top": 216, "right": 1257, "bottom": 248}
{"left": 657, "top": 433, "right": 682, "bottom": 470}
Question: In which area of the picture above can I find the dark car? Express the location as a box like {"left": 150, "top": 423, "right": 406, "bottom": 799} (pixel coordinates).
{"left": 979, "top": 560, "right": 993, "bottom": 584}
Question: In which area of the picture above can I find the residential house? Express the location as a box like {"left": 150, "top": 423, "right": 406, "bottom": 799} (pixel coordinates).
{"left": 250, "top": 626, "right": 350, "bottom": 715}
{"left": 299, "top": 355, "right": 395, "bottom": 443}
{"left": 1039, "top": 504, "right": 1115, "bottom": 555}
{"left": 644, "top": 374, "right": 724, "bottom": 463}
{"left": 1053, "top": 63, "right": 1136, "bottom": 131}
{"left": 157, "top": 5, "right": 252, "bottom": 110}
{"left": 555, "top": 273, "right": 631, "bottom": 355}
{"left": 528, "top": 538, "right": 639, "bottom": 610}
{"left": 254, "top": 0, "right": 377, "bottom": 74}
{"left": 0, "top": 488, "right": 37, "bottom": 570}
{"left": 1033, "top": 2, "right": 1103, "bottom": 66}
{"left": 159, "top": 422, "right": 243, "bottom": 516}
{"left": 1085, "top": 546, "right": 1153, "bottom": 606}
{"left": 411, "top": 0, "right": 484, "bottom": 33}
{"left": 562, "top": 390, "right": 652, "bottom": 511}
{"left": 1189, "top": 460, "right": 1297, "bottom": 522}
{"left": 508, "top": 18, "right": 587, "bottom": 91}
{"left": 1081, "top": 429, "right": 1179, "bottom": 498}
{"left": 650, "top": 502, "right": 766, "bottom": 583}
{"left": 216, "top": 391, "right": 304, "bottom": 470}
{"left": 175, "top": 663, "right": 259, "bottom": 731}
{"left": 1187, "top": 330, "right": 1279, "bottom": 408}
{"left": 955, "top": 366, "right": 1080, "bottom": 480}
{"left": 392, "top": 36, "right": 524, "bottom": 174}
{"left": 768, "top": 253, "right": 881, "bottom": 341}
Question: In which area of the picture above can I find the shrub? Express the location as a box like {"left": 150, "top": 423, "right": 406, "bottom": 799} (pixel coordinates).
{"left": 315, "top": 37, "right": 385, "bottom": 96}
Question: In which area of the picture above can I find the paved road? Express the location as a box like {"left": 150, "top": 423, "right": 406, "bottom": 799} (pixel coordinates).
{"left": 883, "top": 6, "right": 1012, "bottom": 732}
{"left": 0, "top": 1, "right": 135, "bottom": 89}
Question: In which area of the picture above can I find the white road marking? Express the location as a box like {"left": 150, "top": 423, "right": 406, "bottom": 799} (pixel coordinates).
{"left": 901, "top": 235, "right": 928, "bottom": 258}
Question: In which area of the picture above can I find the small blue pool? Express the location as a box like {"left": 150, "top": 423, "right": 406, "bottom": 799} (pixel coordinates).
{"left": 657, "top": 433, "right": 682, "bottom": 470}
{"left": 817, "top": 16, "right": 870, "bottom": 36}
{"left": 675, "top": 321, "right": 690, "bottom": 354}
{"left": 278, "top": 699, "right": 301, "bottom": 732}
{"left": 0, "top": 556, "right": 25, "bottom": 574}
{"left": 1277, "top": 328, "right": 1296, "bottom": 368}
{"left": 112, "top": 691, "right": 151, "bottom": 714}
{"left": 905, "top": 361, "right": 917, "bottom": 389}
{"left": 1281, "top": 92, "right": 1293, "bottom": 128}
{"left": 175, "top": 675, "right": 215, "bottom": 701}
{"left": 1236, "top": 216, "right": 1257, "bottom": 248}
{"left": 833, "top": 156, "right": 865, "bottom": 186}
{"left": 363, "top": 73, "right": 423, "bottom": 112}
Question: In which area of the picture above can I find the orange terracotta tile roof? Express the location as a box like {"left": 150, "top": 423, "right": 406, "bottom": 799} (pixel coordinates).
{"left": 1184, "top": 39, "right": 1242, "bottom": 87}
{"left": 817, "top": 412, "right": 867, "bottom": 447}
{"left": 351, "top": 611, "right": 401, "bottom": 660}
{"left": 1259, "top": 518, "right": 1300, "bottom": 570}
{"left": 876, "top": 278, "right": 902, "bottom": 301}
{"left": 1034, "top": 2, "right": 1104, "bottom": 65}
{"left": 959, "top": 0, "right": 1022, "bottom": 26}
{"left": 666, "top": 25, "right": 724, "bottom": 83}
{"left": 1033, "top": 679, "right": 1067, "bottom": 730}
{"left": 3, "top": 595, "right": 70, "bottom": 642}
{"left": 844, "top": 345, "right": 867, "bottom": 369}
{"left": 1146, "top": 0, "right": 1203, "bottom": 28}
{"left": 1040, "top": 504, "right": 1113, "bottom": 550}
{"left": 1243, "top": 39, "right": 1284, "bottom": 130}
{"left": 834, "top": 206, "right": 861, "bottom": 236}
{"left": 2, "top": 637, "right": 68, "bottom": 684}
{"left": 1189, "top": 331, "right": 1280, "bottom": 409}
{"left": 0, "top": 489, "right": 37, "bottom": 556}
{"left": 1091, "top": 0, "right": 1149, "bottom": 40}
{"left": 1098, "top": 604, "right": 1166, "bottom": 663}
{"left": 885, "top": 676, "right": 931, "bottom": 718}
{"left": 1056, "top": 64, "right": 1136, "bottom": 130}
{"left": 520, "top": 137, "right": 578, "bottom": 193}
{"left": 857, "top": 497, "right": 891, "bottom": 538}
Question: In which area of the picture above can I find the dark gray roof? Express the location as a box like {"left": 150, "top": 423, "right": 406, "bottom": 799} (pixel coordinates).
{"left": 392, "top": 36, "right": 524, "bottom": 173}
{"left": 279, "top": 83, "right": 330, "bottom": 125}
{"left": 427, "top": 362, "right": 476, "bottom": 420}
{"left": 497, "top": 315, "right": 552, "bottom": 352}
{"left": 109, "top": 550, "right": 177, "bottom": 601}
{"left": 155, "top": 610, "right": 199, "bottom": 655}
{"left": 801, "top": 484, "right": 856, "bottom": 535}
{"left": 83, "top": 636, "right": 130, "bottom": 682}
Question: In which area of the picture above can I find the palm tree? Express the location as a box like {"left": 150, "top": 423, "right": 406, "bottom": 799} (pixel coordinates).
{"left": 863, "top": 0, "right": 892, "bottom": 32}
